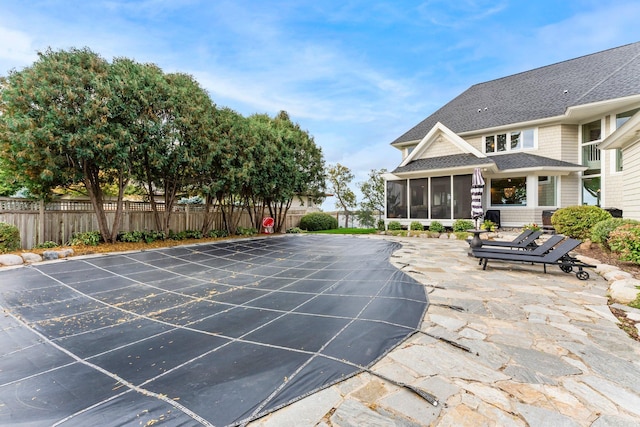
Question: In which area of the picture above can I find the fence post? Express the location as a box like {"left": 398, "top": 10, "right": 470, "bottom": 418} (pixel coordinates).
{"left": 38, "top": 199, "right": 45, "bottom": 245}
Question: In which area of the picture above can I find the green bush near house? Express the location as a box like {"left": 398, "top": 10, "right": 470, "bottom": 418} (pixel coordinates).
{"left": 429, "top": 221, "right": 446, "bottom": 233}
{"left": 481, "top": 219, "right": 498, "bottom": 231}
{"left": 522, "top": 222, "right": 541, "bottom": 232}
{"left": 454, "top": 231, "right": 470, "bottom": 240}
{"left": 377, "top": 219, "right": 386, "bottom": 231}
{"left": 608, "top": 224, "right": 640, "bottom": 264}
{"left": 387, "top": 221, "right": 402, "bottom": 231}
{"left": 300, "top": 212, "right": 338, "bottom": 231}
{"left": 551, "top": 205, "right": 612, "bottom": 240}
{"left": 591, "top": 218, "right": 640, "bottom": 248}
{"left": 409, "top": 221, "right": 424, "bottom": 231}
{"left": 452, "top": 219, "right": 474, "bottom": 232}
{"left": 0, "top": 222, "right": 20, "bottom": 253}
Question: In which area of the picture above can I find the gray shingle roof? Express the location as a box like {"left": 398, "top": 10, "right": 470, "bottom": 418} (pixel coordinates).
{"left": 392, "top": 152, "right": 582, "bottom": 174}
{"left": 392, "top": 42, "right": 640, "bottom": 145}
{"left": 392, "top": 154, "right": 493, "bottom": 173}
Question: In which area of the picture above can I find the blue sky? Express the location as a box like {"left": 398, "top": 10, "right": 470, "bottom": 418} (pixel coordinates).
{"left": 2, "top": 1, "right": 640, "bottom": 210}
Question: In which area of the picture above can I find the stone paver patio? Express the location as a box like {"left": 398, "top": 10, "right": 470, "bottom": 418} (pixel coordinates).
{"left": 251, "top": 235, "right": 640, "bottom": 427}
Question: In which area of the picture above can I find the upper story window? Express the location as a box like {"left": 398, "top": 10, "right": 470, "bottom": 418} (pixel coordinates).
{"left": 616, "top": 108, "right": 640, "bottom": 128}
{"left": 581, "top": 119, "right": 602, "bottom": 175}
{"left": 484, "top": 129, "right": 534, "bottom": 154}
{"left": 403, "top": 145, "right": 417, "bottom": 159}
{"left": 612, "top": 109, "right": 639, "bottom": 173}
{"left": 582, "top": 119, "right": 601, "bottom": 143}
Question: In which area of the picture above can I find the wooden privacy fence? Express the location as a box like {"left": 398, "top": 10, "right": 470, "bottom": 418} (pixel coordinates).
{"left": 0, "top": 197, "right": 305, "bottom": 249}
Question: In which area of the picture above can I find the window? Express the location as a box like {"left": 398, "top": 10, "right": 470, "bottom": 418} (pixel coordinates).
{"left": 386, "top": 180, "right": 407, "bottom": 218}
{"left": 410, "top": 178, "right": 429, "bottom": 218}
{"left": 582, "top": 176, "right": 600, "bottom": 206}
{"left": 490, "top": 177, "right": 526, "bottom": 206}
{"left": 431, "top": 177, "right": 451, "bottom": 219}
{"left": 581, "top": 119, "right": 601, "bottom": 175}
{"left": 616, "top": 149, "right": 623, "bottom": 172}
{"left": 616, "top": 108, "right": 640, "bottom": 128}
{"left": 453, "top": 175, "right": 472, "bottom": 219}
{"left": 538, "top": 176, "right": 556, "bottom": 207}
{"left": 484, "top": 129, "right": 534, "bottom": 153}
{"left": 582, "top": 119, "right": 601, "bottom": 143}
{"left": 613, "top": 109, "right": 639, "bottom": 172}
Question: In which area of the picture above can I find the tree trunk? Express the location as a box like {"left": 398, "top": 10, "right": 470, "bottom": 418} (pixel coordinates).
{"left": 82, "top": 162, "right": 114, "bottom": 243}
{"left": 201, "top": 194, "right": 216, "bottom": 235}
{"left": 109, "top": 173, "right": 128, "bottom": 243}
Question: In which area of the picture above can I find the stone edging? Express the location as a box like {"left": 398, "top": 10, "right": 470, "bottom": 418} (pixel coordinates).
{"left": 0, "top": 249, "right": 75, "bottom": 267}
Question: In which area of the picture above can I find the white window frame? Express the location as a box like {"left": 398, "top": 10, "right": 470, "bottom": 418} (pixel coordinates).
{"left": 483, "top": 128, "right": 537, "bottom": 154}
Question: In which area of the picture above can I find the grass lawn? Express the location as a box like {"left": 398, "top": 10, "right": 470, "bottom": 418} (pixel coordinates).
{"left": 309, "top": 228, "right": 378, "bottom": 235}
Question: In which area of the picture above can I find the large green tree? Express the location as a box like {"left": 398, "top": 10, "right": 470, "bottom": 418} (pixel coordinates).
{"left": 327, "top": 163, "right": 356, "bottom": 228}
{"left": 357, "top": 168, "right": 386, "bottom": 227}
{"left": 197, "top": 107, "right": 252, "bottom": 235}
{"left": 0, "top": 47, "right": 130, "bottom": 242}
{"left": 117, "top": 60, "right": 216, "bottom": 235}
{"left": 246, "top": 111, "right": 326, "bottom": 233}
{"left": 270, "top": 111, "right": 326, "bottom": 232}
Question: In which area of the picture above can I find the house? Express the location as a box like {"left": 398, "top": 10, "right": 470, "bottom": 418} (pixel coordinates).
{"left": 384, "top": 42, "right": 640, "bottom": 228}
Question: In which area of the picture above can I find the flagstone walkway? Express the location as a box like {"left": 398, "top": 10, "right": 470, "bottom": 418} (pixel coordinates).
{"left": 251, "top": 235, "right": 640, "bottom": 427}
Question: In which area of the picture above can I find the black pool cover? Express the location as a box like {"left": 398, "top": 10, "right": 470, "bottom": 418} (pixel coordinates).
{"left": 0, "top": 235, "right": 428, "bottom": 426}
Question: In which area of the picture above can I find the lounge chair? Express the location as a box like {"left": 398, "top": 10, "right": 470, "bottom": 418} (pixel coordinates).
{"left": 470, "top": 238, "right": 594, "bottom": 280}
{"left": 472, "top": 234, "right": 565, "bottom": 258}
{"left": 477, "top": 230, "right": 543, "bottom": 249}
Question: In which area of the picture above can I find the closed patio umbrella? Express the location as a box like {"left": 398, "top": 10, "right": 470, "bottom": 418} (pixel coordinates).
{"left": 471, "top": 168, "right": 485, "bottom": 229}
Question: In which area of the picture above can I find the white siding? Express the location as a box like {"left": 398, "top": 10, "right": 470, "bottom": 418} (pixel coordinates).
{"left": 559, "top": 174, "right": 580, "bottom": 207}
{"left": 423, "top": 135, "right": 465, "bottom": 158}
{"left": 537, "top": 125, "right": 563, "bottom": 159}
{"left": 622, "top": 142, "right": 640, "bottom": 220}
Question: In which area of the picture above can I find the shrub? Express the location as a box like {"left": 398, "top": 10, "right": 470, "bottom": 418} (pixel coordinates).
{"left": 118, "top": 230, "right": 142, "bottom": 243}
{"left": 168, "top": 230, "right": 203, "bottom": 240}
{"left": 609, "top": 224, "right": 640, "bottom": 264}
{"left": 0, "top": 222, "right": 20, "bottom": 253}
{"left": 409, "top": 221, "right": 424, "bottom": 231}
{"left": 387, "top": 221, "right": 402, "bottom": 231}
{"left": 118, "top": 230, "right": 165, "bottom": 243}
{"left": 550, "top": 206, "right": 612, "bottom": 240}
{"left": 523, "top": 223, "right": 541, "bottom": 232}
{"left": 236, "top": 226, "right": 258, "bottom": 236}
{"left": 453, "top": 219, "right": 474, "bottom": 232}
{"left": 286, "top": 227, "right": 303, "bottom": 233}
{"left": 35, "top": 241, "right": 59, "bottom": 249}
{"left": 454, "top": 231, "right": 470, "bottom": 240}
{"left": 208, "top": 229, "right": 229, "bottom": 238}
{"left": 429, "top": 221, "right": 445, "bottom": 233}
{"left": 299, "top": 212, "right": 338, "bottom": 231}
{"left": 69, "top": 231, "right": 102, "bottom": 246}
{"left": 481, "top": 219, "right": 497, "bottom": 231}
{"left": 591, "top": 218, "right": 640, "bottom": 248}
{"left": 377, "top": 219, "right": 386, "bottom": 231}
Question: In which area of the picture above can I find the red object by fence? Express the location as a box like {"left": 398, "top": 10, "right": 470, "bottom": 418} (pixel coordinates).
{"left": 262, "top": 217, "right": 274, "bottom": 234}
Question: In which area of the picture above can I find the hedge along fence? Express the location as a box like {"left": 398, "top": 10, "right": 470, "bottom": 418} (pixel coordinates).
{"left": 0, "top": 198, "right": 306, "bottom": 249}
